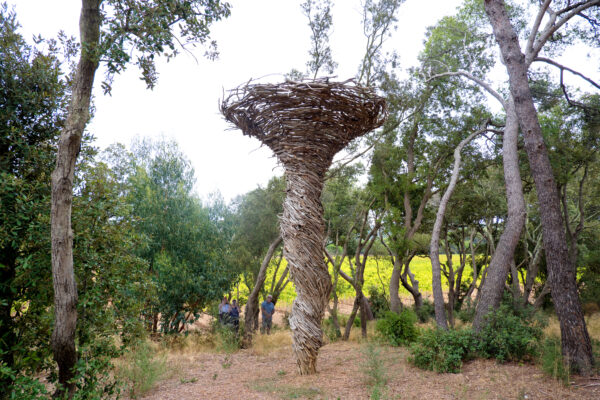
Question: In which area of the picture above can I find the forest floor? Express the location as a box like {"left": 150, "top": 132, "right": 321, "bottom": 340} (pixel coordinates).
{"left": 132, "top": 315, "right": 600, "bottom": 400}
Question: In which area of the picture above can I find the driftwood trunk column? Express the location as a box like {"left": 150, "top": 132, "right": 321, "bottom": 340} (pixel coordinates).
{"left": 221, "top": 78, "right": 386, "bottom": 374}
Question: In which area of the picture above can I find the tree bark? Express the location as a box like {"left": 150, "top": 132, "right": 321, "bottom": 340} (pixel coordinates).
{"left": 484, "top": 0, "right": 593, "bottom": 373}
{"left": 430, "top": 126, "right": 485, "bottom": 329}
{"left": 243, "top": 236, "right": 282, "bottom": 346}
{"left": 282, "top": 168, "right": 332, "bottom": 375}
{"left": 389, "top": 262, "right": 403, "bottom": 313}
{"left": 473, "top": 101, "right": 525, "bottom": 329}
{"left": 51, "top": 1, "right": 101, "bottom": 397}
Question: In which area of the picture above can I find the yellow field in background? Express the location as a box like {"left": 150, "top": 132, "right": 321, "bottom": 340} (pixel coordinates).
{"left": 234, "top": 255, "right": 471, "bottom": 303}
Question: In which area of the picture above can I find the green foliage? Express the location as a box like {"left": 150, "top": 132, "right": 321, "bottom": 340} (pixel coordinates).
{"left": 117, "top": 341, "right": 166, "bottom": 399}
{"left": 474, "top": 303, "right": 545, "bottom": 363}
{"left": 322, "top": 316, "right": 341, "bottom": 342}
{"left": 229, "top": 176, "right": 284, "bottom": 298}
{"left": 367, "top": 286, "right": 389, "bottom": 319}
{"left": 410, "top": 301, "right": 546, "bottom": 374}
{"left": 541, "top": 337, "right": 570, "bottom": 385}
{"left": 0, "top": 5, "right": 66, "bottom": 390}
{"left": 409, "top": 328, "right": 475, "bottom": 373}
{"left": 457, "top": 300, "right": 476, "bottom": 323}
{"left": 415, "top": 299, "right": 435, "bottom": 323}
{"left": 361, "top": 343, "right": 388, "bottom": 400}
{"left": 1, "top": 7, "right": 147, "bottom": 396}
{"left": 99, "top": 0, "right": 231, "bottom": 91}
{"left": 375, "top": 310, "right": 418, "bottom": 346}
{"left": 125, "top": 137, "right": 236, "bottom": 333}
{"left": 0, "top": 362, "right": 48, "bottom": 400}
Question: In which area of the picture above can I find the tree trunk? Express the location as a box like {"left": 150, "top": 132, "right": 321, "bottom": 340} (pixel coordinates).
{"left": 389, "top": 262, "right": 403, "bottom": 313}
{"left": 343, "top": 297, "right": 360, "bottom": 340}
{"left": 51, "top": 1, "right": 100, "bottom": 397}
{"left": 430, "top": 126, "right": 485, "bottom": 329}
{"left": 282, "top": 168, "right": 332, "bottom": 375}
{"left": 243, "top": 236, "right": 282, "bottom": 347}
{"left": 473, "top": 100, "right": 526, "bottom": 330}
{"left": 484, "top": 0, "right": 593, "bottom": 373}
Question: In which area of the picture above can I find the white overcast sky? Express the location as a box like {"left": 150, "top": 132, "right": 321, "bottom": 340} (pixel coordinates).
{"left": 10, "top": 0, "right": 598, "bottom": 201}
{"left": 10, "top": 0, "right": 467, "bottom": 200}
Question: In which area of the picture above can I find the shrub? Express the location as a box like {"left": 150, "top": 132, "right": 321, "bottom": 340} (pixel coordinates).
{"left": 117, "top": 341, "right": 166, "bottom": 399}
{"left": 415, "top": 299, "right": 435, "bottom": 323}
{"left": 409, "top": 328, "right": 475, "bottom": 373}
{"left": 367, "top": 286, "right": 389, "bottom": 319}
{"left": 541, "top": 337, "right": 570, "bottom": 384}
{"left": 474, "top": 303, "right": 545, "bottom": 363}
{"left": 375, "top": 310, "right": 418, "bottom": 346}
{"left": 457, "top": 300, "right": 476, "bottom": 323}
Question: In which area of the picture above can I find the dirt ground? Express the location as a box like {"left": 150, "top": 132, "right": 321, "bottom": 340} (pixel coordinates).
{"left": 139, "top": 329, "right": 600, "bottom": 400}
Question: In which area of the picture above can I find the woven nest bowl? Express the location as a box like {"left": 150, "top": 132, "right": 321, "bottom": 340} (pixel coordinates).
{"left": 220, "top": 78, "right": 387, "bottom": 166}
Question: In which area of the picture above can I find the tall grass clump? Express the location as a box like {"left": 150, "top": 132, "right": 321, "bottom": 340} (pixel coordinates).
{"left": 375, "top": 310, "right": 418, "bottom": 346}
{"left": 540, "top": 337, "right": 570, "bottom": 384}
{"left": 213, "top": 324, "right": 241, "bottom": 354}
{"left": 361, "top": 343, "right": 388, "bottom": 400}
{"left": 117, "top": 341, "right": 166, "bottom": 398}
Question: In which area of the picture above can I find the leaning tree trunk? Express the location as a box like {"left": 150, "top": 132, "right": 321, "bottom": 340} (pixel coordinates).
{"left": 281, "top": 167, "right": 332, "bottom": 374}
{"left": 243, "top": 236, "right": 282, "bottom": 346}
{"left": 221, "top": 79, "right": 386, "bottom": 374}
{"left": 473, "top": 100, "right": 526, "bottom": 330}
{"left": 430, "top": 125, "right": 486, "bottom": 329}
{"left": 484, "top": 0, "right": 593, "bottom": 373}
{"left": 51, "top": 1, "right": 101, "bottom": 397}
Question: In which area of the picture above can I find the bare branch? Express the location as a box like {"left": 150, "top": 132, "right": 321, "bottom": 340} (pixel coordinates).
{"left": 534, "top": 57, "right": 600, "bottom": 90}
{"left": 528, "top": 0, "right": 600, "bottom": 64}
{"left": 427, "top": 70, "right": 506, "bottom": 109}
{"left": 526, "top": 0, "right": 553, "bottom": 57}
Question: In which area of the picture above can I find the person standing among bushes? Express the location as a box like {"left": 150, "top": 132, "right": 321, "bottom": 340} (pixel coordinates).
{"left": 219, "top": 297, "right": 231, "bottom": 325}
{"left": 229, "top": 299, "right": 240, "bottom": 331}
{"left": 261, "top": 295, "right": 275, "bottom": 334}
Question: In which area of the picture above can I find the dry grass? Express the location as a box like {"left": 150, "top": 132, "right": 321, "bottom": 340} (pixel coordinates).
{"left": 250, "top": 330, "right": 293, "bottom": 356}
{"left": 137, "top": 334, "right": 599, "bottom": 400}
{"left": 545, "top": 313, "right": 600, "bottom": 341}
{"left": 125, "top": 312, "right": 600, "bottom": 399}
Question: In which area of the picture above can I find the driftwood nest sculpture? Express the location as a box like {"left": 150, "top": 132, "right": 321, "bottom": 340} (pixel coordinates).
{"left": 221, "top": 78, "right": 386, "bottom": 374}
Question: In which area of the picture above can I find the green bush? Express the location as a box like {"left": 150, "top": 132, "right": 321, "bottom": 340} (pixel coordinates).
{"left": 474, "top": 303, "right": 545, "bottom": 363}
{"left": 415, "top": 299, "right": 435, "bottom": 323}
{"left": 367, "top": 286, "right": 389, "bottom": 319}
{"left": 375, "top": 310, "right": 418, "bottom": 346}
{"left": 409, "top": 328, "right": 475, "bottom": 373}
{"left": 0, "top": 363, "right": 48, "bottom": 400}
{"left": 410, "top": 302, "right": 546, "bottom": 374}
{"left": 457, "top": 300, "right": 476, "bottom": 323}
{"left": 541, "top": 337, "right": 570, "bottom": 384}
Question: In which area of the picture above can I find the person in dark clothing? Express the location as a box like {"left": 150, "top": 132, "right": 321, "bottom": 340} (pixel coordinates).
{"left": 229, "top": 299, "right": 240, "bottom": 331}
